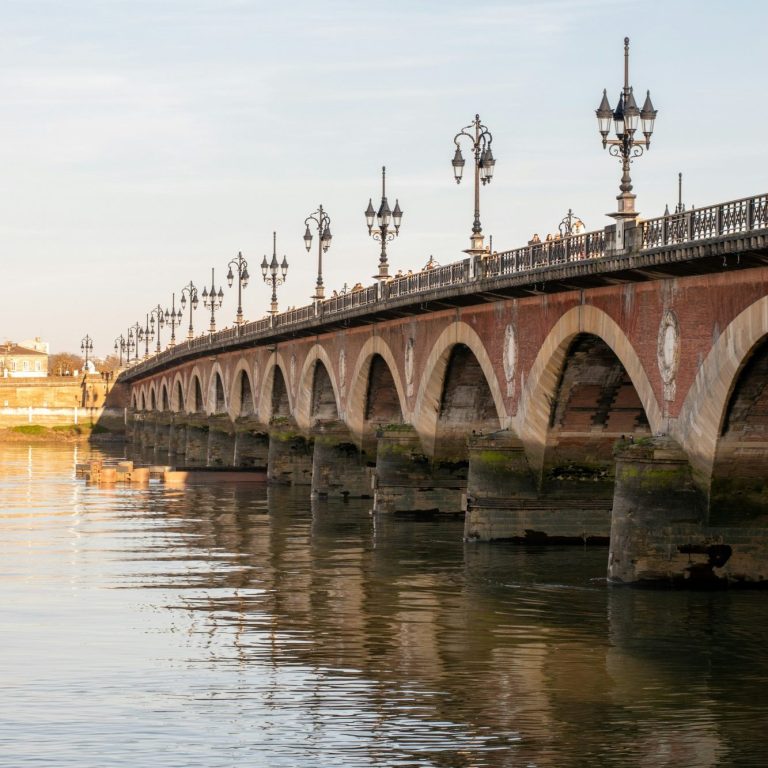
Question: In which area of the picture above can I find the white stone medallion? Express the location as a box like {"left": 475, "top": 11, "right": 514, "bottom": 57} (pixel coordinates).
{"left": 405, "top": 337, "right": 415, "bottom": 398}
{"left": 338, "top": 349, "right": 346, "bottom": 400}
{"left": 503, "top": 323, "right": 517, "bottom": 397}
{"left": 657, "top": 309, "right": 680, "bottom": 402}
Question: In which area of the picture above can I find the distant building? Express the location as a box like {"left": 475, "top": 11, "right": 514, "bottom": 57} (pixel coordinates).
{"left": 0, "top": 339, "right": 49, "bottom": 378}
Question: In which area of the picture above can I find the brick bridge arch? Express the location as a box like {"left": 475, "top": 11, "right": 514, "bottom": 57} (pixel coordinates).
{"left": 412, "top": 321, "right": 507, "bottom": 455}
{"left": 679, "top": 295, "right": 768, "bottom": 481}
{"left": 258, "top": 352, "right": 293, "bottom": 423}
{"left": 345, "top": 336, "right": 406, "bottom": 443}
{"left": 294, "top": 344, "right": 341, "bottom": 431}
{"left": 516, "top": 304, "right": 663, "bottom": 474}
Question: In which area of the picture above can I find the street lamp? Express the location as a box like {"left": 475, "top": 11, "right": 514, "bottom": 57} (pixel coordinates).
{"left": 452, "top": 114, "right": 496, "bottom": 254}
{"left": 141, "top": 313, "right": 154, "bottom": 359}
{"left": 365, "top": 166, "right": 403, "bottom": 281}
{"left": 149, "top": 304, "right": 165, "bottom": 354}
{"left": 201, "top": 268, "right": 224, "bottom": 333}
{"left": 304, "top": 205, "right": 332, "bottom": 300}
{"left": 595, "top": 36, "right": 657, "bottom": 220}
{"left": 558, "top": 209, "right": 585, "bottom": 237}
{"left": 127, "top": 323, "right": 142, "bottom": 363}
{"left": 260, "top": 232, "right": 289, "bottom": 315}
{"left": 180, "top": 281, "right": 199, "bottom": 340}
{"left": 226, "top": 251, "right": 250, "bottom": 326}
{"left": 164, "top": 293, "right": 183, "bottom": 348}
{"left": 113, "top": 334, "right": 126, "bottom": 366}
{"left": 81, "top": 335, "right": 93, "bottom": 373}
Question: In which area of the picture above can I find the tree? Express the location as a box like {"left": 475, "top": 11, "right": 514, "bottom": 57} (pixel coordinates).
{"left": 48, "top": 352, "right": 84, "bottom": 376}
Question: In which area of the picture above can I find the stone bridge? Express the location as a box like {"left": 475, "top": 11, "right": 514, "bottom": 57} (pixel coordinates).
{"left": 118, "top": 193, "right": 768, "bottom": 586}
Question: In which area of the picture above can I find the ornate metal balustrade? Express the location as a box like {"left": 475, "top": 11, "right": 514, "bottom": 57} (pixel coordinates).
{"left": 122, "top": 191, "right": 768, "bottom": 380}
{"left": 641, "top": 193, "right": 768, "bottom": 250}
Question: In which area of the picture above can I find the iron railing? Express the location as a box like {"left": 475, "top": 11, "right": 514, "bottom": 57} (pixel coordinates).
{"left": 122, "top": 192, "right": 768, "bottom": 379}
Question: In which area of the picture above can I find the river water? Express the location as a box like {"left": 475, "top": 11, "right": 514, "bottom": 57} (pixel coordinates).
{"left": 1, "top": 442, "right": 767, "bottom": 767}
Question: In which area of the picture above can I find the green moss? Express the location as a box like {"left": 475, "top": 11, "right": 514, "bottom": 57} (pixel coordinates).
{"left": 11, "top": 425, "right": 48, "bottom": 436}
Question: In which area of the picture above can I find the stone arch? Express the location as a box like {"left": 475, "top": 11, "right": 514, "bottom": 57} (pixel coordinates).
{"left": 679, "top": 296, "right": 768, "bottom": 482}
{"left": 130, "top": 390, "right": 138, "bottom": 411}
{"left": 139, "top": 387, "right": 147, "bottom": 412}
{"left": 171, "top": 373, "right": 185, "bottom": 413}
{"left": 413, "top": 321, "right": 507, "bottom": 456}
{"left": 207, "top": 364, "right": 227, "bottom": 415}
{"left": 434, "top": 343, "right": 502, "bottom": 461}
{"left": 228, "top": 359, "right": 256, "bottom": 420}
{"left": 149, "top": 385, "right": 157, "bottom": 412}
{"left": 160, "top": 381, "right": 170, "bottom": 412}
{"left": 346, "top": 336, "right": 407, "bottom": 443}
{"left": 539, "top": 333, "right": 652, "bottom": 499}
{"left": 709, "top": 335, "right": 768, "bottom": 525}
{"left": 294, "top": 345, "right": 341, "bottom": 430}
{"left": 187, "top": 369, "right": 206, "bottom": 415}
{"left": 516, "top": 304, "right": 663, "bottom": 474}
{"left": 259, "top": 352, "right": 293, "bottom": 423}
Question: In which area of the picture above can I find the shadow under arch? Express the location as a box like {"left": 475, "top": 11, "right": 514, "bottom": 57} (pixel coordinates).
{"left": 413, "top": 321, "right": 507, "bottom": 457}
{"left": 294, "top": 345, "right": 341, "bottom": 431}
{"left": 258, "top": 352, "right": 293, "bottom": 423}
{"left": 186, "top": 366, "right": 206, "bottom": 415}
{"left": 170, "top": 372, "right": 186, "bottom": 413}
{"left": 206, "top": 361, "right": 227, "bottom": 415}
{"left": 228, "top": 358, "right": 257, "bottom": 421}
{"left": 515, "top": 304, "right": 663, "bottom": 475}
{"left": 346, "top": 336, "right": 407, "bottom": 443}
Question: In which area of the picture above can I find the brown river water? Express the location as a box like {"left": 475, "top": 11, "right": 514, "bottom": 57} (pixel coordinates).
{"left": 1, "top": 442, "right": 767, "bottom": 767}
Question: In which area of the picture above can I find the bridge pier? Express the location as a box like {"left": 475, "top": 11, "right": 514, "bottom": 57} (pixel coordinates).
{"left": 154, "top": 415, "right": 172, "bottom": 455}
{"left": 137, "top": 414, "right": 156, "bottom": 450}
{"left": 169, "top": 420, "right": 187, "bottom": 457}
{"left": 207, "top": 417, "right": 236, "bottom": 467}
{"left": 311, "top": 420, "right": 372, "bottom": 498}
{"left": 184, "top": 419, "right": 209, "bottom": 466}
{"left": 233, "top": 420, "right": 270, "bottom": 469}
{"left": 608, "top": 437, "right": 709, "bottom": 585}
{"left": 267, "top": 421, "right": 314, "bottom": 485}
{"left": 372, "top": 425, "right": 464, "bottom": 514}
{"left": 464, "top": 430, "right": 613, "bottom": 542}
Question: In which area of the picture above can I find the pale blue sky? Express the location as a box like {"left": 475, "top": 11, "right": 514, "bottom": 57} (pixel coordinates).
{"left": 2, "top": 0, "right": 766, "bottom": 354}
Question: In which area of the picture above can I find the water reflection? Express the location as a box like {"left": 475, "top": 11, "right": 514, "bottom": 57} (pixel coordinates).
{"left": 1, "top": 443, "right": 767, "bottom": 766}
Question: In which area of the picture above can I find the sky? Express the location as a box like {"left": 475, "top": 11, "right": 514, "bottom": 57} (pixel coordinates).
{"left": 2, "top": 0, "right": 767, "bottom": 355}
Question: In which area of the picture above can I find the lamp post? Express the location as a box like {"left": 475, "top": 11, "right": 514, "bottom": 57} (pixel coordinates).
{"left": 452, "top": 114, "right": 496, "bottom": 254}
{"left": 558, "top": 209, "right": 585, "bottom": 237}
{"left": 365, "top": 166, "right": 403, "bottom": 281}
{"left": 180, "top": 281, "right": 199, "bottom": 340}
{"left": 141, "top": 313, "right": 154, "bottom": 359}
{"left": 595, "top": 37, "right": 657, "bottom": 220}
{"left": 201, "top": 268, "right": 224, "bottom": 333}
{"left": 80, "top": 335, "right": 93, "bottom": 373}
{"left": 127, "top": 323, "right": 142, "bottom": 363}
{"left": 149, "top": 304, "right": 165, "bottom": 354}
{"left": 261, "top": 232, "right": 289, "bottom": 315}
{"left": 113, "top": 334, "right": 126, "bottom": 366}
{"left": 164, "top": 293, "right": 183, "bottom": 348}
{"left": 303, "top": 205, "right": 332, "bottom": 300}
{"left": 226, "top": 251, "right": 250, "bottom": 326}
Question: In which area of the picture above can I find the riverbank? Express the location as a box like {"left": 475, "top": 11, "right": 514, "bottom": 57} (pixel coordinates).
{"left": 0, "top": 424, "right": 126, "bottom": 443}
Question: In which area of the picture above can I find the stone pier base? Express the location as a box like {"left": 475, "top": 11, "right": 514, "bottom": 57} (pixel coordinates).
{"left": 464, "top": 431, "right": 611, "bottom": 541}
{"left": 311, "top": 420, "right": 372, "bottom": 498}
{"left": 207, "top": 418, "right": 236, "bottom": 467}
{"left": 372, "top": 426, "right": 464, "bottom": 514}
{"left": 234, "top": 422, "right": 270, "bottom": 469}
{"left": 608, "top": 437, "right": 707, "bottom": 585}
{"left": 267, "top": 423, "right": 314, "bottom": 485}
{"left": 169, "top": 422, "right": 187, "bottom": 456}
{"left": 184, "top": 422, "right": 209, "bottom": 466}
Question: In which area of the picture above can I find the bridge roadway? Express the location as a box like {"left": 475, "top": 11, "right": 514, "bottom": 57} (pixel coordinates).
{"left": 119, "top": 192, "right": 768, "bottom": 586}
